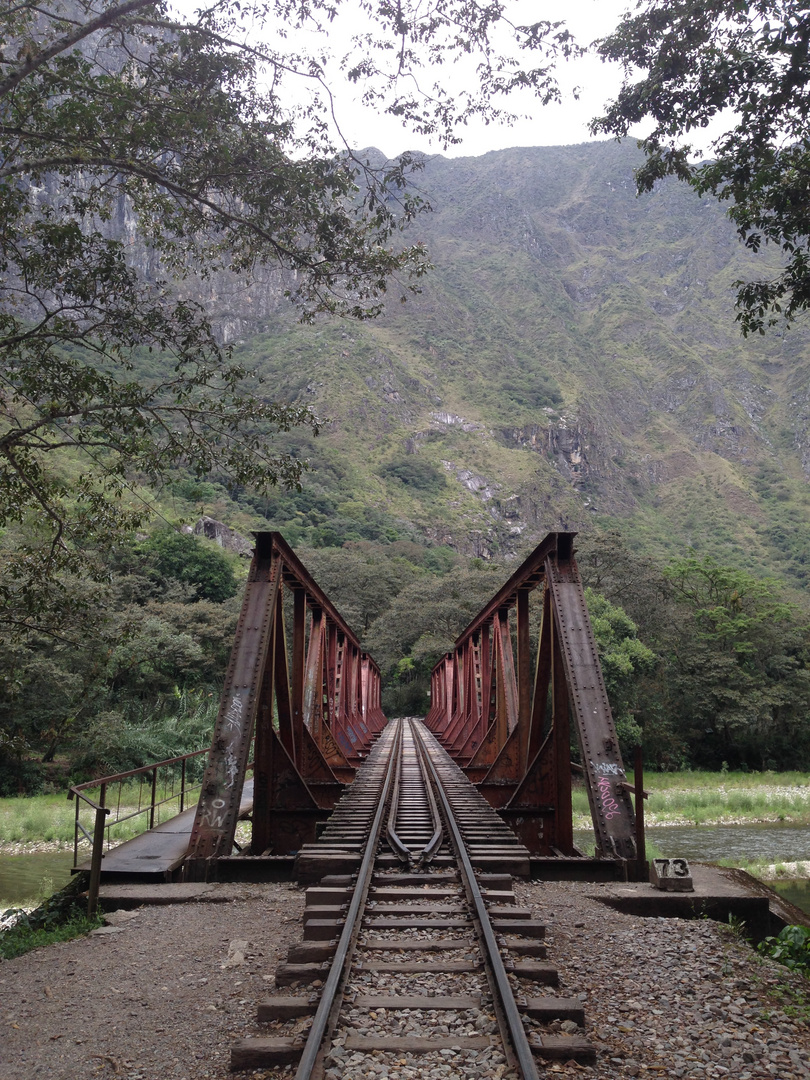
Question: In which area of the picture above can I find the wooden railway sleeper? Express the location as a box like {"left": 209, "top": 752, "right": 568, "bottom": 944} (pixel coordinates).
{"left": 235, "top": 719, "right": 596, "bottom": 1076}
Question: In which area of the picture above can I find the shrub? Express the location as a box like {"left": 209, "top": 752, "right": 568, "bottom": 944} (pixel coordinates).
{"left": 758, "top": 925, "right": 810, "bottom": 974}
{"left": 0, "top": 754, "right": 45, "bottom": 797}
{"left": 139, "top": 529, "right": 237, "bottom": 602}
{"left": 380, "top": 458, "right": 446, "bottom": 494}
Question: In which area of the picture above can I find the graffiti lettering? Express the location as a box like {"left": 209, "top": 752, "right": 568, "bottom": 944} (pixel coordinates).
{"left": 224, "top": 746, "right": 239, "bottom": 789}
{"left": 590, "top": 760, "right": 625, "bottom": 777}
{"left": 224, "top": 695, "right": 243, "bottom": 735}
{"left": 201, "top": 796, "right": 226, "bottom": 830}
{"left": 596, "top": 776, "right": 621, "bottom": 820}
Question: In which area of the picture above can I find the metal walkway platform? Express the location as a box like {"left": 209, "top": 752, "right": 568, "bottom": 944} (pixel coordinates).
{"left": 76, "top": 781, "right": 254, "bottom": 882}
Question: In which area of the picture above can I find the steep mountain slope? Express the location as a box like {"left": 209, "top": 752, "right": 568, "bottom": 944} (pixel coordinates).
{"left": 207, "top": 141, "right": 810, "bottom": 585}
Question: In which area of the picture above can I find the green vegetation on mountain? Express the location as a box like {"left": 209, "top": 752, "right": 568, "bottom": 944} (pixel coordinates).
{"left": 595, "top": 0, "right": 810, "bottom": 334}
{"left": 0, "top": 0, "right": 580, "bottom": 642}
{"left": 6, "top": 140, "right": 810, "bottom": 786}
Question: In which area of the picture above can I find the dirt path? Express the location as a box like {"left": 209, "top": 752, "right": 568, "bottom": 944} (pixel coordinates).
{"left": 1, "top": 883, "right": 304, "bottom": 1080}
{"left": 2, "top": 880, "right": 810, "bottom": 1080}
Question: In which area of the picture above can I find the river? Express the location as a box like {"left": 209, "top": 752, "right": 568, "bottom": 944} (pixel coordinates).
{"left": 3, "top": 824, "right": 810, "bottom": 913}
{"left": 575, "top": 822, "right": 810, "bottom": 863}
{"left": 0, "top": 852, "right": 75, "bottom": 910}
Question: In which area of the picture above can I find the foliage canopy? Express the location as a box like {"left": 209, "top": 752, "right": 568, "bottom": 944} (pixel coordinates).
{"left": 593, "top": 0, "right": 810, "bottom": 334}
{"left": 0, "top": 0, "right": 574, "bottom": 632}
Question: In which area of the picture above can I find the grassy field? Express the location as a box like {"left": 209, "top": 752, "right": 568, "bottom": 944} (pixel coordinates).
{"left": 572, "top": 770, "right": 810, "bottom": 829}
{"left": 0, "top": 783, "right": 195, "bottom": 852}
{"left": 2, "top": 770, "right": 810, "bottom": 852}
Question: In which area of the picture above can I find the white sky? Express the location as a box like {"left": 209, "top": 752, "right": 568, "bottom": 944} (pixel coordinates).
{"left": 330, "top": 0, "right": 639, "bottom": 159}
{"left": 176, "top": 0, "right": 729, "bottom": 161}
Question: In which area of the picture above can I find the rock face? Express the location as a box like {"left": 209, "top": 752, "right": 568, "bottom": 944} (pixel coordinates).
{"left": 29, "top": 130, "right": 810, "bottom": 576}
{"left": 194, "top": 517, "right": 253, "bottom": 558}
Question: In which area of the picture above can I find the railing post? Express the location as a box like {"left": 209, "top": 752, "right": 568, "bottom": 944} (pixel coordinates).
{"left": 634, "top": 744, "right": 647, "bottom": 879}
{"left": 150, "top": 767, "right": 158, "bottom": 829}
{"left": 72, "top": 793, "right": 79, "bottom": 868}
{"left": 87, "top": 805, "right": 110, "bottom": 917}
{"left": 99, "top": 782, "right": 107, "bottom": 846}
{"left": 180, "top": 757, "right": 186, "bottom": 813}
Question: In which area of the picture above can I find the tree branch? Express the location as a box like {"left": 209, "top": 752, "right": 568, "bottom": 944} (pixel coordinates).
{"left": 0, "top": 0, "right": 159, "bottom": 101}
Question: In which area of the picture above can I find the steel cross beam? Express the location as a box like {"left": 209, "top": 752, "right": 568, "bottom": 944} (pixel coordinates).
{"left": 426, "top": 531, "right": 638, "bottom": 864}
{"left": 185, "top": 533, "right": 384, "bottom": 875}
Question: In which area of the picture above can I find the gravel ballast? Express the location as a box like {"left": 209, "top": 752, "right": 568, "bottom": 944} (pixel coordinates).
{"left": 2, "top": 879, "right": 810, "bottom": 1079}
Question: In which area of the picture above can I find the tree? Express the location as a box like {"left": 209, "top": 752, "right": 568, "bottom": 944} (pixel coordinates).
{"left": 593, "top": 1, "right": 810, "bottom": 334}
{"left": 138, "top": 529, "right": 238, "bottom": 603}
{"left": 295, "top": 545, "right": 424, "bottom": 637}
{"left": 661, "top": 555, "right": 810, "bottom": 769}
{"left": 366, "top": 563, "right": 506, "bottom": 712}
{"left": 584, "top": 587, "right": 657, "bottom": 758}
{"left": 0, "top": 0, "right": 575, "bottom": 634}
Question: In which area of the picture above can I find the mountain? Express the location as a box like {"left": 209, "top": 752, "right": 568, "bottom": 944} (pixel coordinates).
{"left": 187, "top": 139, "right": 809, "bottom": 589}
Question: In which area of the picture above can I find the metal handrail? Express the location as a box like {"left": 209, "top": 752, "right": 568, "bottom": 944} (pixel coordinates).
{"left": 68, "top": 747, "right": 212, "bottom": 912}
{"left": 69, "top": 748, "right": 209, "bottom": 794}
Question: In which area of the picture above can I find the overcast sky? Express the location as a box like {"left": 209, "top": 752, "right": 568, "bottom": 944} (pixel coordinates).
{"left": 319, "top": 0, "right": 641, "bottom": 159}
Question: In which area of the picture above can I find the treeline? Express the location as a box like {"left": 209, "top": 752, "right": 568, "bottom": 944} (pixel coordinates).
{"left": 307, "top": 532, "right": 810, "bottom": 774}
{"left": 3, "top": 526, "right": 810, "bottom": 795}
{"left": 0, "top": 529, "right": 241, "bottom": 795}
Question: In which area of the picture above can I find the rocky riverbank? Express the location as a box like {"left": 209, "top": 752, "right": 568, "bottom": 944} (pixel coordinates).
{"left": 2, "top": 878, "right": 809, "bottom": 1080}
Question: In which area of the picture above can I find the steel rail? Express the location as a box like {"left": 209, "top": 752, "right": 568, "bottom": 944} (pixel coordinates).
{"left": 411, "top": 720, "right": 541, "bottom": 1080}
{"left": 385, "top": 725, "right": 411, "bottom": 867}
{"left": 409, "top": 719, "right": 444, "bottom": 868}
{"left": 293, "top": 720, "right": 403, "bottom": 1080}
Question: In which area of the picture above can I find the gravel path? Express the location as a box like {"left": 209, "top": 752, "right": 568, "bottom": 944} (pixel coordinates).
{"left": 0, "top": 883, "right": 305, "bottom": 1080}
{"left": 2, "top": 879, "right": 810, "bottom": 1080}
{"left": 515, "top": 880, "right": 810, "bottom": 1080}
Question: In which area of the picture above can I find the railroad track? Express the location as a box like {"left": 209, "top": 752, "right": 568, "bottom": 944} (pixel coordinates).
{"left": 232, "top": 719, "right": 596, "bottom": 1078}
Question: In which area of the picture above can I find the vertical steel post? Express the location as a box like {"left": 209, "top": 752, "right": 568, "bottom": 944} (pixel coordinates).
{"left": 634, "top": 744, "right": 647, "bottom": 878}
{"left": 252, "top": 609, "right": 277, "bottom": 855}
{"left": 87, "top": 805, "right": 110, "bottom": 917}
{"left": 73, "top": 794, "right": 80, "bottom": 868}
{"left": 180, "top": 757, "right": 186, "bottom": 813}
{"left": 516, "top": 587, "right": 531, "bottom": 773}
{"left": 291, "top": 587, "right": 306, "bottom": 765}
{"left": 149, "top": 767, "right": 158, "bottom": 829}
{"left": 552, "top": 620, "right": 574, "bottom": 853}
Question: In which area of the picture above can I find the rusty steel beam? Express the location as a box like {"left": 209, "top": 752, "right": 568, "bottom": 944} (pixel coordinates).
{"left": 428, "top": 531, "right": 639, "bottom": 865}
{"left": 185, "top": 533, "right": 384, "bottom": 874}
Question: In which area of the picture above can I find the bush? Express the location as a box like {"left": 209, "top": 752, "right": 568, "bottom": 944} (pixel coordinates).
{"left": 758, "top": 925, "right": 810, "bottom": 974}
{"left": 0, "top": 754, "right": 45, "bottom": 797}
{"left": 139, "top": 529, "right": 237, "bottom": 602}
{"left": 0, "top": 876, "right": 100, "bottom": 960}
{"left": 380, "top": 458, "right": 446, "bottom": 494}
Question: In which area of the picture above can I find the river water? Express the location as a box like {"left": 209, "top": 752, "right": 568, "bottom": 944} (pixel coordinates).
{"left": 3, "top": 824, "right": 810, "bottom": 913}
{"left": 575, "top": 822, "right": 810, "bottom": 863}
{"left": 574, "top": 823, "right": 810, "bottom": 916}
{"left": 0, "top": 852, "right": 75, "bottom": 910}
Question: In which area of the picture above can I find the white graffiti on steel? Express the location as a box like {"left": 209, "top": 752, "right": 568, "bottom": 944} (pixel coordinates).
{"left": 224, "top": 745, "right": 239, "bottom": 789}
{"left": 590, "top": 760, "right": 625, "bottom": 777}
{"left": 201, "top": 796, "right": 227, "bottom": 831}
{"left": 224, "top": 694, "right": 243, "bottom": 735}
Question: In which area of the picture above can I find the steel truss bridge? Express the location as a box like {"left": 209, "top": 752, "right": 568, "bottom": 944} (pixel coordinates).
{"left": 73, "top": 530, "right": 644, "bottom": 886}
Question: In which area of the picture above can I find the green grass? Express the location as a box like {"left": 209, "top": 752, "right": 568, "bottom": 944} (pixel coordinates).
{"left": 0, "top": 779, "right": 201, "bottom": 848}
{"left": 572, "top": 771, "right": 810, "bottom": 828}
{"left": 0, "top": 908, "right": 102, "bottom": 959}
{"left": 643, "top": 769, "right": 810, "bottom": 791}
{"left": 0, "top": 876, "right": 102, "bottom": 959}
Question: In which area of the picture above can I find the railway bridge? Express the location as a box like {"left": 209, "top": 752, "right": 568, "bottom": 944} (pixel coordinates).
{"left": 68, "top": 531, "right": 787, "bottom": 1078}
{"left": 73, "top": 530, "right": 645, "bottom": 889}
